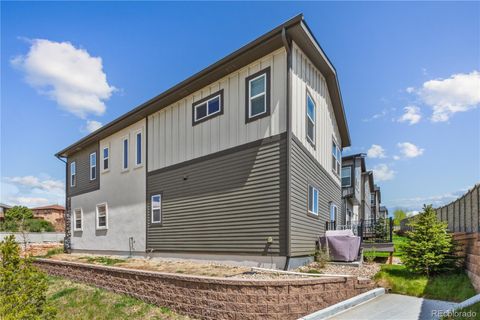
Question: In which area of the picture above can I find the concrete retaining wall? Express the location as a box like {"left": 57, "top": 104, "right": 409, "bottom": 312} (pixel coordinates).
{"left": 34, "top": 259, "right": 374, "bottom": 320}
{"left": 0, "top": 232, "right": 64, "bottom": 243}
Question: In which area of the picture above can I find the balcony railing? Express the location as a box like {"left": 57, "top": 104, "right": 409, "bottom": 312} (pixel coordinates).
{"left": 342, "top": 187, "right": 354, "bottom": 198}
{"left": 326, "top": 218, "right": 393, "bottom": 243}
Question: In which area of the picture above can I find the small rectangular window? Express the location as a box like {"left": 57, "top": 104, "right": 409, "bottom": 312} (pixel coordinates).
{"left": 245, "top": 67, "right": 270, "bottom": 122}
{"left": 332, "top": 141, "right": 341, "bottom": 175}
{"left": 151, "top": 194, "right": 162, "bottom": 224}
{"left": 123, "top": 137, "right": 129, "bottom": 170}
{"left": 341, "top": 166, "right": 352, "bottom": 187}
{"left": 70, "top": 162, "right": 76, "bottom": 187}
{"left": 74, "top": 208, "right": 82, "bottom": 231}
{"left": 90, "top": 152, "right": 96, "bottom": 180}
{"left": 193, "top": 90, "right": 224, "bottom": 124}
{"left": 103, "top": 146, "right": 109, "bottom": 171}
{"left": 96, "top": 203, "right": 108, "bottom": 229}
{"left": 306, "top": 92, "right": 316, "bottom": 145}
{"left": 308, "top": 185, "right": 319, "bottom": 216}
{"left": 135, "top": 131, "right": 142, "bottom": 166}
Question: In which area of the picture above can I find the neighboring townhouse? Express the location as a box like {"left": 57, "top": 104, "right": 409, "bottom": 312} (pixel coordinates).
{"left": 379, "top": 206, "right": 389, "bottom": 220}
{"left": 55, "top": 14, "right": 351, "bottom": 269}
{"left": 31, "top": 204, "right": 65, "bottom": 232}
{"left": 371, "top": 185, "right": 381, "bottom": 221}
{"left": 361, "top": 171, "right": 374, "bottom": 221}
{"left": 340, "top": 154, "right": 366, "bottom": 227}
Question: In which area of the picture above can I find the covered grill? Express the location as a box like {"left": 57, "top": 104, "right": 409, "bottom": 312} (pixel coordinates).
{"left": 319, "top": 229, "right": 361, "bottom": 262}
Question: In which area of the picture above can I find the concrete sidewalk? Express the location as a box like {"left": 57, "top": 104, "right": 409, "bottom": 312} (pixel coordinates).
{"left": 327, "top": 294, "right": 458, "bottom": 320}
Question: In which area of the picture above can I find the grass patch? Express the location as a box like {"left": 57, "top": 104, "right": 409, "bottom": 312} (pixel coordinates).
{"left": 47, "top": 276, "right": 189, "bottom": 319}
{"left": 363, "top": 234, "right": 408, "bottom": 260}
{"left": 443, "top": 302, "right": 480, "bottom": 319}
{"left": 79, "top": 256, "right": 125, "bottom": 266}
{"left": 374, "top": 264, "right": 476, "bottom": 302}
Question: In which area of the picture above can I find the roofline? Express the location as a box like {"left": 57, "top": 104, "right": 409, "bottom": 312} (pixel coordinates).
{"left": 56, "top": 13, "right": 351, "bottom": 157}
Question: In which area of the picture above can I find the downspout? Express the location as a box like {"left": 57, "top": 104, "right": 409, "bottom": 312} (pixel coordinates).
{"left": 55, "top": 155, "right": 69, "bottom": 253}
{"left": 282, "top": 27, "right": 292, "bottom": 270}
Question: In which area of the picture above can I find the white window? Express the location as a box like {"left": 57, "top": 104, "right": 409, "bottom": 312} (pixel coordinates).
{"left": 308, "top": 184, "right": 319, "bottom": 216}
{"left": 73, "top": 208, "right": 83, "bottom": 231}
{"left": 330, "top": 203, "right": 338, "bottom": 222}
{"left": 306, "top": 92, "right": 316, "bottom": 144}
{"left": 96, "top": 203, "right": 108, "bottom": 229}
{"left": 341, "top": 166, "right": 352, "bottom": 187}
{"left": 103, "top": 146, "right": 109, "bottom": 171}
{"left": 332, "top": 141, "right": 341, "bottom": 175}
{"left": 122, "top": 137, "right": 129, "bottom": 170}
{"left": 151, "top": 194, "right": 162, "bottom": 223}
{"left": 70, "top": 162, "right": 76, "bottom": 187}
{"left": 135, "top": 131, "right": 142, "bottom": 166}
{"left": 247, "top": 69, "right": 270, "bottom": 120}
{"left": 90, "top": 152, "right": 96, "bottom": 180}
{"left": 193, "top": 91, "right": 223, "bottom": 124}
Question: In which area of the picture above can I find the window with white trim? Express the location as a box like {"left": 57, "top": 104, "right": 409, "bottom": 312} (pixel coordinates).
{"left": 135, "top": 131, "right": 142, "bottom": 166}
{"left": 308, "top": 184, "right": 319, "bottom": 216}
{"left": 90, "top": 152, "right": 96, "bottom": 180}
{"left": 193, "top": 91, "right": 223, "bottom": 124}
{"left": 306, "top": 92, "right": 316, "bottom": 144}
{"left": 341, "top": 166, "right": 352, "bottom": 187}
{"left": 96, "top": 203, "right": 108, "bottom": 229}
{"left": 332, "top": 140, "right": 341, "bottom": 175}
{"left": 74, "top": 208, "right": 83, "bottom": 231}
{"left": 330, "top": 203, "right": 338, "bottom": 222}
{"left": 246, "top": 68, "right": 270, "bottom": 121}
{"left": 103, "top": 146, "right": 109, "bottom": 171}
{"left": 151, "top": 194, "right": 162, "bottom": 223}
{"left": 70, "top": 162, "right": 76, "bottom": 187}
{"left": 122, "top": 137, "right": 129, "bottom": 170}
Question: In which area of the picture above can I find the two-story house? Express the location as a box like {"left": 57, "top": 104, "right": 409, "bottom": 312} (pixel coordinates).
{"left": 56, "top": 14, "right": 351, "bottom": 269}
{"left": 371, "top": 185, "right": 381, "bottom": 221}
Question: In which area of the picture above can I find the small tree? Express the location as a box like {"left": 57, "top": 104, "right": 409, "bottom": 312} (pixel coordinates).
{"left": 374, "top": 217, "right": 386, "bottom": 240}
{"left": 0, "top": 235, "right": 56, "bottom": 319}
{"left": 401, "top": 205, "right": 457, "bottom": 276}
{"left": 393, "top": 209, "right": 407, "bottom": 227}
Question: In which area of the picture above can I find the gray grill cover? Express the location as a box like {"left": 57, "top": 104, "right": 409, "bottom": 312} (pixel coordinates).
{"left": 319, "top": 230, "right": 361, "bottom": 262}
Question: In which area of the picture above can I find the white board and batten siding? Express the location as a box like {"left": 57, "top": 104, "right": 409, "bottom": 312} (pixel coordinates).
{"left": 148, "top": 48, "right": 287, "bottom": 172}
{"left": 290, "top": 41, "right": 342, "bottom": 184}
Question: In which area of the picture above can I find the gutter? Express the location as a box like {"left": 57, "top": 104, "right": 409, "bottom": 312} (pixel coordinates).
{"left": 282, "top": 26, "right": 292, "bottom": 270}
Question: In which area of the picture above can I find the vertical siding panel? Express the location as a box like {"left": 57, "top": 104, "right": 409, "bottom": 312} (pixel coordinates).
{"left": 186, "top": 96, "right": 194, "bottom": 161}
{"left": 178, "top": 101, "right": 186, "bottom": 162}
{"left": 159, "top": 111, "right": 165, "bottom": 168}
{"left": 219, "top": 78, "right": 229, "bottom": 150}
{"left": 210, "top": 83, "right": 220, "bottom": 154}
{"left": 238, "top": 68, "right": 248, "bottom": 145}
{"left": 229, "top": 74, "right": 239, "bottom": 149}
{"left": 171, "top": 103, "right": 179, "bottom": 165}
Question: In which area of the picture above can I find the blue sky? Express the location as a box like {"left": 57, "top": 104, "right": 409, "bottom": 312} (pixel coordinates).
{"left": 1, "top": 2, "right": 479, "bottom": 214}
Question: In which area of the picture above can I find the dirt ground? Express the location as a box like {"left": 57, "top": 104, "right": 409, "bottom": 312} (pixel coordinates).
{"left": 46, "top": 253, "right": 381, "bottom": 279}
{"left": 21, "top": 242, "right": 63, "bottom": 257}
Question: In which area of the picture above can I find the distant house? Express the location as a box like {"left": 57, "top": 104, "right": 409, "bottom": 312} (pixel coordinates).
{"left": 0, "top": 203, "right": 12, "bottom": 221}
{"left": 31, "top": 205, "right": 65, "bottom": 232}
{"left": 340, "top": 154, "right": 366, "bottom": 227}
{"left": 55, "top": 14, "right": 352, "bottom": 268}
{"left": 371, "top": 185, "right": 381, "bottom": 221}
{"left": 379, "top": 206, "right": 389, "bottom": 220}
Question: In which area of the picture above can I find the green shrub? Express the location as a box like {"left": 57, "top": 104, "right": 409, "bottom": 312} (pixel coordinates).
{"left": 401, "top": 205, "right": 459, "bottom": 276}
{"left": 0, "top": 235, "right": 56, "bottom": 319}
{"left": 314, "top": 247, "right": 330, "bottom": 268}
{"left": 24, "top": 219, "right": 55, "bottom": 232}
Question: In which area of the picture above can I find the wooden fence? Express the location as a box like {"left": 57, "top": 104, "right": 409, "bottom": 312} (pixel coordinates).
{"left": 435, "top": 184, "right": 480, "bottom": 233}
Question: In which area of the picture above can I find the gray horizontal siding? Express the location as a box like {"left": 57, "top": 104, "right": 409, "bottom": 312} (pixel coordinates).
{"left": 146, "top": 134, "right": 287, "bottom": 255}
{"left": 290, "top": 137, "right": 341, "bottom": 256}
{"left": 67, "top": 142, "right": 99, "bottom": 197}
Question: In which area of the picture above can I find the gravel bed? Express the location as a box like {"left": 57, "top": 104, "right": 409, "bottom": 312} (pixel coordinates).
{"left": 296, "top": 262, "right": 381, "bottom": 279}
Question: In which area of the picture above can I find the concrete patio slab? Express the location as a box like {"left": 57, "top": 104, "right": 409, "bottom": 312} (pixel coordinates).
{"left": 327, "top": 294, "right": 458, "bottom": 320}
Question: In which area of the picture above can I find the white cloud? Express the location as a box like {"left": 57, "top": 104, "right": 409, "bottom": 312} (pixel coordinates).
{"left": 393, "top": 155, "right": 401, "bottom": 161}
{"left": 417, "top": 71, "right": 480, "bottom": 122}
{"left": 406, "top": 87, "right": 415, "bottom": 93}
{"left": 11, "top": 38, "right": 115, "bottom": 119}
{"left": 2, "top": 175, "right": 64, "bottom": 207}
{"left": 367, "top": 144, "right": 387, "bottom": 159}
{"left": 389, "top": 187, "right": 470, "bottom": 211}
{"left": 85, "top": 120, "right": 102, "bottom": 133}
{"left": 398, "top": 105, "right": 421, "bottom": 125}
{"left": 362, "top": 109, "right": 388, "bottom": 122}
{"left": 397, "top": 142, "right": 424, "bottom": 158}
{"left": 372, "top": 164, "right": 395, "bottom": 182}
